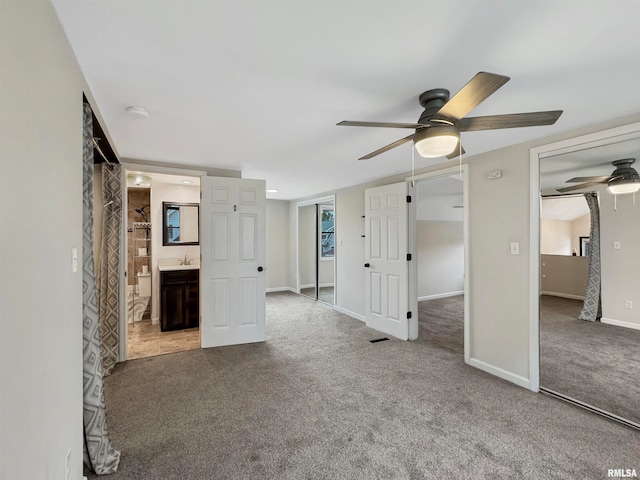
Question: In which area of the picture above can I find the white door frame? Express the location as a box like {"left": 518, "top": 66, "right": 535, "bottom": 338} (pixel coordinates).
{"left": 529, "top": 121, "right": 640, "bottom": 392}
{"left": 118, "top": 162, "right": 207, "bottom": 362}
{"left": 407, "top": 165, "right": 470, "bottom": 363}
{"left": 296, "top": 195, "right": 336, "bottom": 298}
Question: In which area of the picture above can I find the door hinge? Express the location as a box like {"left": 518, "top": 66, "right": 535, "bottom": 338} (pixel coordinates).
{"left": 406, "top": 195, "right": 412, "bottom": 203}
{"left": 407, "top": 253, "right": 412, "bottom": 261}
{"left": 407, "top": 311, "right": 412, "bottom": 319}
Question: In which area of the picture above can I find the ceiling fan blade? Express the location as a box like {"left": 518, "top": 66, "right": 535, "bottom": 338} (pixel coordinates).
{"left": 457, "top": 110, "right": 563, "bottom": 132}
{"left": 556, "top": 182, "right": 603, "bottom": 193}
{"left": 338, "top": 120, "right": 425, "bottom": 129}
{"left": 566, "top": 175, "right": 611, "bottom": 183}
{"left": 434, "top": 72, "right": 510, "bottom": 121}
{"left": 445, "top": 143, "right": 466, "bottom": 159}
{"left": 358, "top": 133, "right": 415, "bottom": 160}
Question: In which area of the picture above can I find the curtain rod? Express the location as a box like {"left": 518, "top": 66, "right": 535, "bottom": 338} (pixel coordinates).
{"left": 92, "top": 137, "right": 112, "bottom": 168}
{"left": 541, "top": 192, "right": 592, "bottom": 199}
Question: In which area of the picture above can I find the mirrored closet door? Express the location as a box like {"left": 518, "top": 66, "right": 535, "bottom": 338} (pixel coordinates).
{"left": 539, "top": 137, "right": 640, "bottom": 428}
{"left": 297, "top": 198, "right": 335, "bottom": 305}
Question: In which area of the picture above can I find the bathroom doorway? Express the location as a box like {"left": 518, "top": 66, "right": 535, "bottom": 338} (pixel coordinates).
{"left": 123, "top": 169, "right": 202, "bottom": 360}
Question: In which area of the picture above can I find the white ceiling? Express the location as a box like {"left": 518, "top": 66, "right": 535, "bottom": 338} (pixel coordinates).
{"left": 51, "top": 1, "right": 640, "bottom": 200}
{"left": 541, "top": 197, "right": 590, "bottom": 221}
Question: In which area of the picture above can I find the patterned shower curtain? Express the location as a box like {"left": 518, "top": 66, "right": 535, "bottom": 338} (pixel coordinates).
{"left": 82, "top": 102, "right": 121, "bottom": 474}
{"left": 99, "top": 163, "right": 122, "bottom": 375}
{"left": 578, "top": 192, "right": 602, "bottom": 322}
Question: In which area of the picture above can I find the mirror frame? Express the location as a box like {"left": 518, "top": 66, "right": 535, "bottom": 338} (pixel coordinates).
{"left": 162, "top": 201, "right": 200, "bottom": 246}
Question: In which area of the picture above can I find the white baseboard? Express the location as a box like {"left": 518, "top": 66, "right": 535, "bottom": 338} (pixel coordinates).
{"left": 266, "top": 287, "right": 297, "bottom": 294}
{"left": 601, "top": 317, "right": 640, "bottom": 331}
{"left": 319, "top": 283, "right": 334, "bottom": 288}
{"left": 151, "top": 316, "right": 159, "bottom": 325}
{"left": 541, "top": 291, "right": 585, "bottom": 300}
{"left": 468, "top": 357, "right": 530, "bottom": 390}
{"left": 334, "top": 305, "right": 365, "bottom": 322}
{"left": 299, "top": 283, "right": 314, "bottom": 289}
{"left": 418, "top": 290, "right": 464, "bottom": 302}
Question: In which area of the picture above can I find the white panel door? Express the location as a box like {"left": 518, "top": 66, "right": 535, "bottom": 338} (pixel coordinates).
{"left": 200, "top": 177, "right": 266, "bottom": 348}
{"left": 365, "top": 182, "right": 411, "bottom": 340}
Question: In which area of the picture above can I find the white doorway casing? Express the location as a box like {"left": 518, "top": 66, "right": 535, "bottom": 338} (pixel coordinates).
{"left": 529, "top": 121, "right": 640, "bottom": 392}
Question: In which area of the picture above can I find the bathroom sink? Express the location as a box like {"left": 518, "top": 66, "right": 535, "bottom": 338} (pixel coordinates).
{"left": 158, "top": 264, "right": 200, "bottom": 272}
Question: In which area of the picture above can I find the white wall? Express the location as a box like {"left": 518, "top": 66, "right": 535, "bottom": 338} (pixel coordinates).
{"left": 265, "top": 200, "right": 289, "bottom": 290}
{"left": 417, "top": 221, "right": 464, "bottom": 299}
{"left": 571, "top": 213, "right": 590, "bottom": 254}
{"left": 150, "top": 182, "right": 200, "bottom": 322}
{"left": 0, "top": 1, "right": 89, "bottom": 478}
{"left": 600, "top": 191, "right": 640, "bottom": 328}
{"left": 541, "top": 218, "right": 573, "bottom": 255}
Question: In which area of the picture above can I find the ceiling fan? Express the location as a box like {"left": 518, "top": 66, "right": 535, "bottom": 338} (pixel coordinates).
{"left": 556, "top": 158, "right": 640, "bottom": 194}
{"left": 337, "top": 71, "right": 563, "bottom": 161}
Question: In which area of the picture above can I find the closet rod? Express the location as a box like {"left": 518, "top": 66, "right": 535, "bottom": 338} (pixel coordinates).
{"left": 92, "top": 137, "right": 112, "bottom": 167}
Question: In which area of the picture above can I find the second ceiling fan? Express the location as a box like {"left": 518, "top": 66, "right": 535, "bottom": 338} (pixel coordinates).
{"left": 338, "top": 71, "right": 563, "bottom": 160}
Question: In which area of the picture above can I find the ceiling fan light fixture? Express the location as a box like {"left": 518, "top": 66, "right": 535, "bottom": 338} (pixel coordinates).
{"left": 127, "top": 173, "right": 152, "bottom": 186}
{"left": 413, "top": 125, "right": 460, "bottom": 158}
{"left": 607, "top": 177, "right": 640, "bottom": 195}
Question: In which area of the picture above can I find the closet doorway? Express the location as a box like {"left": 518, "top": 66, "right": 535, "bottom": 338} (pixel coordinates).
{"left": 297, "top": 196, "right": 336, "bottom": 305}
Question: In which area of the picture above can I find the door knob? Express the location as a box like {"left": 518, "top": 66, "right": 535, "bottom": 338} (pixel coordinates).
{"left": 364, "top": 263, "right": 370, "bottom": 268}
{"left": 257, "top": 266, "right": 264, "bottom": 272}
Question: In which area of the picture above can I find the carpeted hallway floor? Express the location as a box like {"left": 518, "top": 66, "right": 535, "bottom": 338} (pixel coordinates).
{"left": 540, "top": 294, "right": 640, "bottom": 426}
{"left": 89, "top": 292, "right": 639, "bottom": 479}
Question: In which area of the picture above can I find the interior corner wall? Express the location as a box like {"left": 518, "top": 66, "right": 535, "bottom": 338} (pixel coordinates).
{"left": 417, "top": 221, "right": 464, "bottom": 299}
{"left": 0, "top": 1, "right": 88, "bottom": 478}
{"left": 265, "top": 199, "right": 290, "bottom": 290}
{"left": 599, "top": 192, "right": 640, "bottom": 328}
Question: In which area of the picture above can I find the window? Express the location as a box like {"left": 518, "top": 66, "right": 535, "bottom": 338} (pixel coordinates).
{"left": 320, "top": 205, "right": 334, "bottom": 259}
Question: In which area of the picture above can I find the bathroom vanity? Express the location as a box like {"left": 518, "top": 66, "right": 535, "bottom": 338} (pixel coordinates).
{"left": 159, "top": 266, "right": 199, "bottom": 331}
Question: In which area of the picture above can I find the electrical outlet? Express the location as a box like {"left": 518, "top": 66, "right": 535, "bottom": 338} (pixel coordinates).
{"left": 625, "top": 300, "right": 633, "bottom": 310}
{"left": 72, "top": 248, "right": 78, "bottom": 273}
{"left": 65, "top": 448, "right": 71, "bottom": 480}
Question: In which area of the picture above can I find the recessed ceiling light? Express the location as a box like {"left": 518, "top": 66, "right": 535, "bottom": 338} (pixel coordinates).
{"left": 266, "top": 189, "right": 278, "bottom": 193}
{"left": 126, "top": 106, "right": 150, "bottom": 119}
{"left": 182, "top": 180, "right": 194, "bottom": 184}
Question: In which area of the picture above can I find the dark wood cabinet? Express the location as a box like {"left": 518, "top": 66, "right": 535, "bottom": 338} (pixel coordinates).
{"left": 160, "top": 269, "right": 199, "bottom": 331}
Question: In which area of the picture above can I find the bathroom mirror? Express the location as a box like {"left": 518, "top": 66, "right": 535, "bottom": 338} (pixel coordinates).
{"left": 162, "top": 202, "right": 199, "bottom": 246}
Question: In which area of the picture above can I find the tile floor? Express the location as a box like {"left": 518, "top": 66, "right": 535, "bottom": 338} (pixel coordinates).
{"left": 127, "top": 319, "right": 200, "bottom": 360}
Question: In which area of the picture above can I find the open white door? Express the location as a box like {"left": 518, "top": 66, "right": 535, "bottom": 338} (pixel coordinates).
{"left": 200, "top": 177, "right": 266, "bottom": 348}
{"left": 365, "top": 182, "right": 412, "bottom": 340}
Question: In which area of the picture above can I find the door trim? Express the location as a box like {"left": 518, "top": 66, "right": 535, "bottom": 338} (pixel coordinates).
{"left": 407, "top": 165, "right": 469, "bottom": 363}
{"left": 118, "top": 162, "right": 206, "bottom": 362}
{"left": 529, "top": 120, "right": 640, "bottom": 392}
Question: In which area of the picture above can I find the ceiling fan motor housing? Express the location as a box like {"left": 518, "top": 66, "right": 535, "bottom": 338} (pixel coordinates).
{"left": 610, "top": 158, "right": 639, "bottom": 180}
{"left": 418, "top": 89, "right": 450, "bottom": 124}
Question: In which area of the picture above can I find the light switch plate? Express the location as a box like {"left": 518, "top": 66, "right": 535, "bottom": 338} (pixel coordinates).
{"left": 613, "top": 241, "right": 621, "bottom": 250}
{"left": 72, "top": 248, "right": 78, "bottom": 273}
{"left": 510, "top": 242, "right": 520, "bottom": 255}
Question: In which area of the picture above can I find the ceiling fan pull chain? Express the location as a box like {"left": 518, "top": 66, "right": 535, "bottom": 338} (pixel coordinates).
{"left": 411, "top": 145, "right": 415, "bottom": 188}
{"left": 459, "top": 141, "right": 463, "bottom": 178}
{"left": 614, "top": 193, "right": 617, "bottom": 211}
